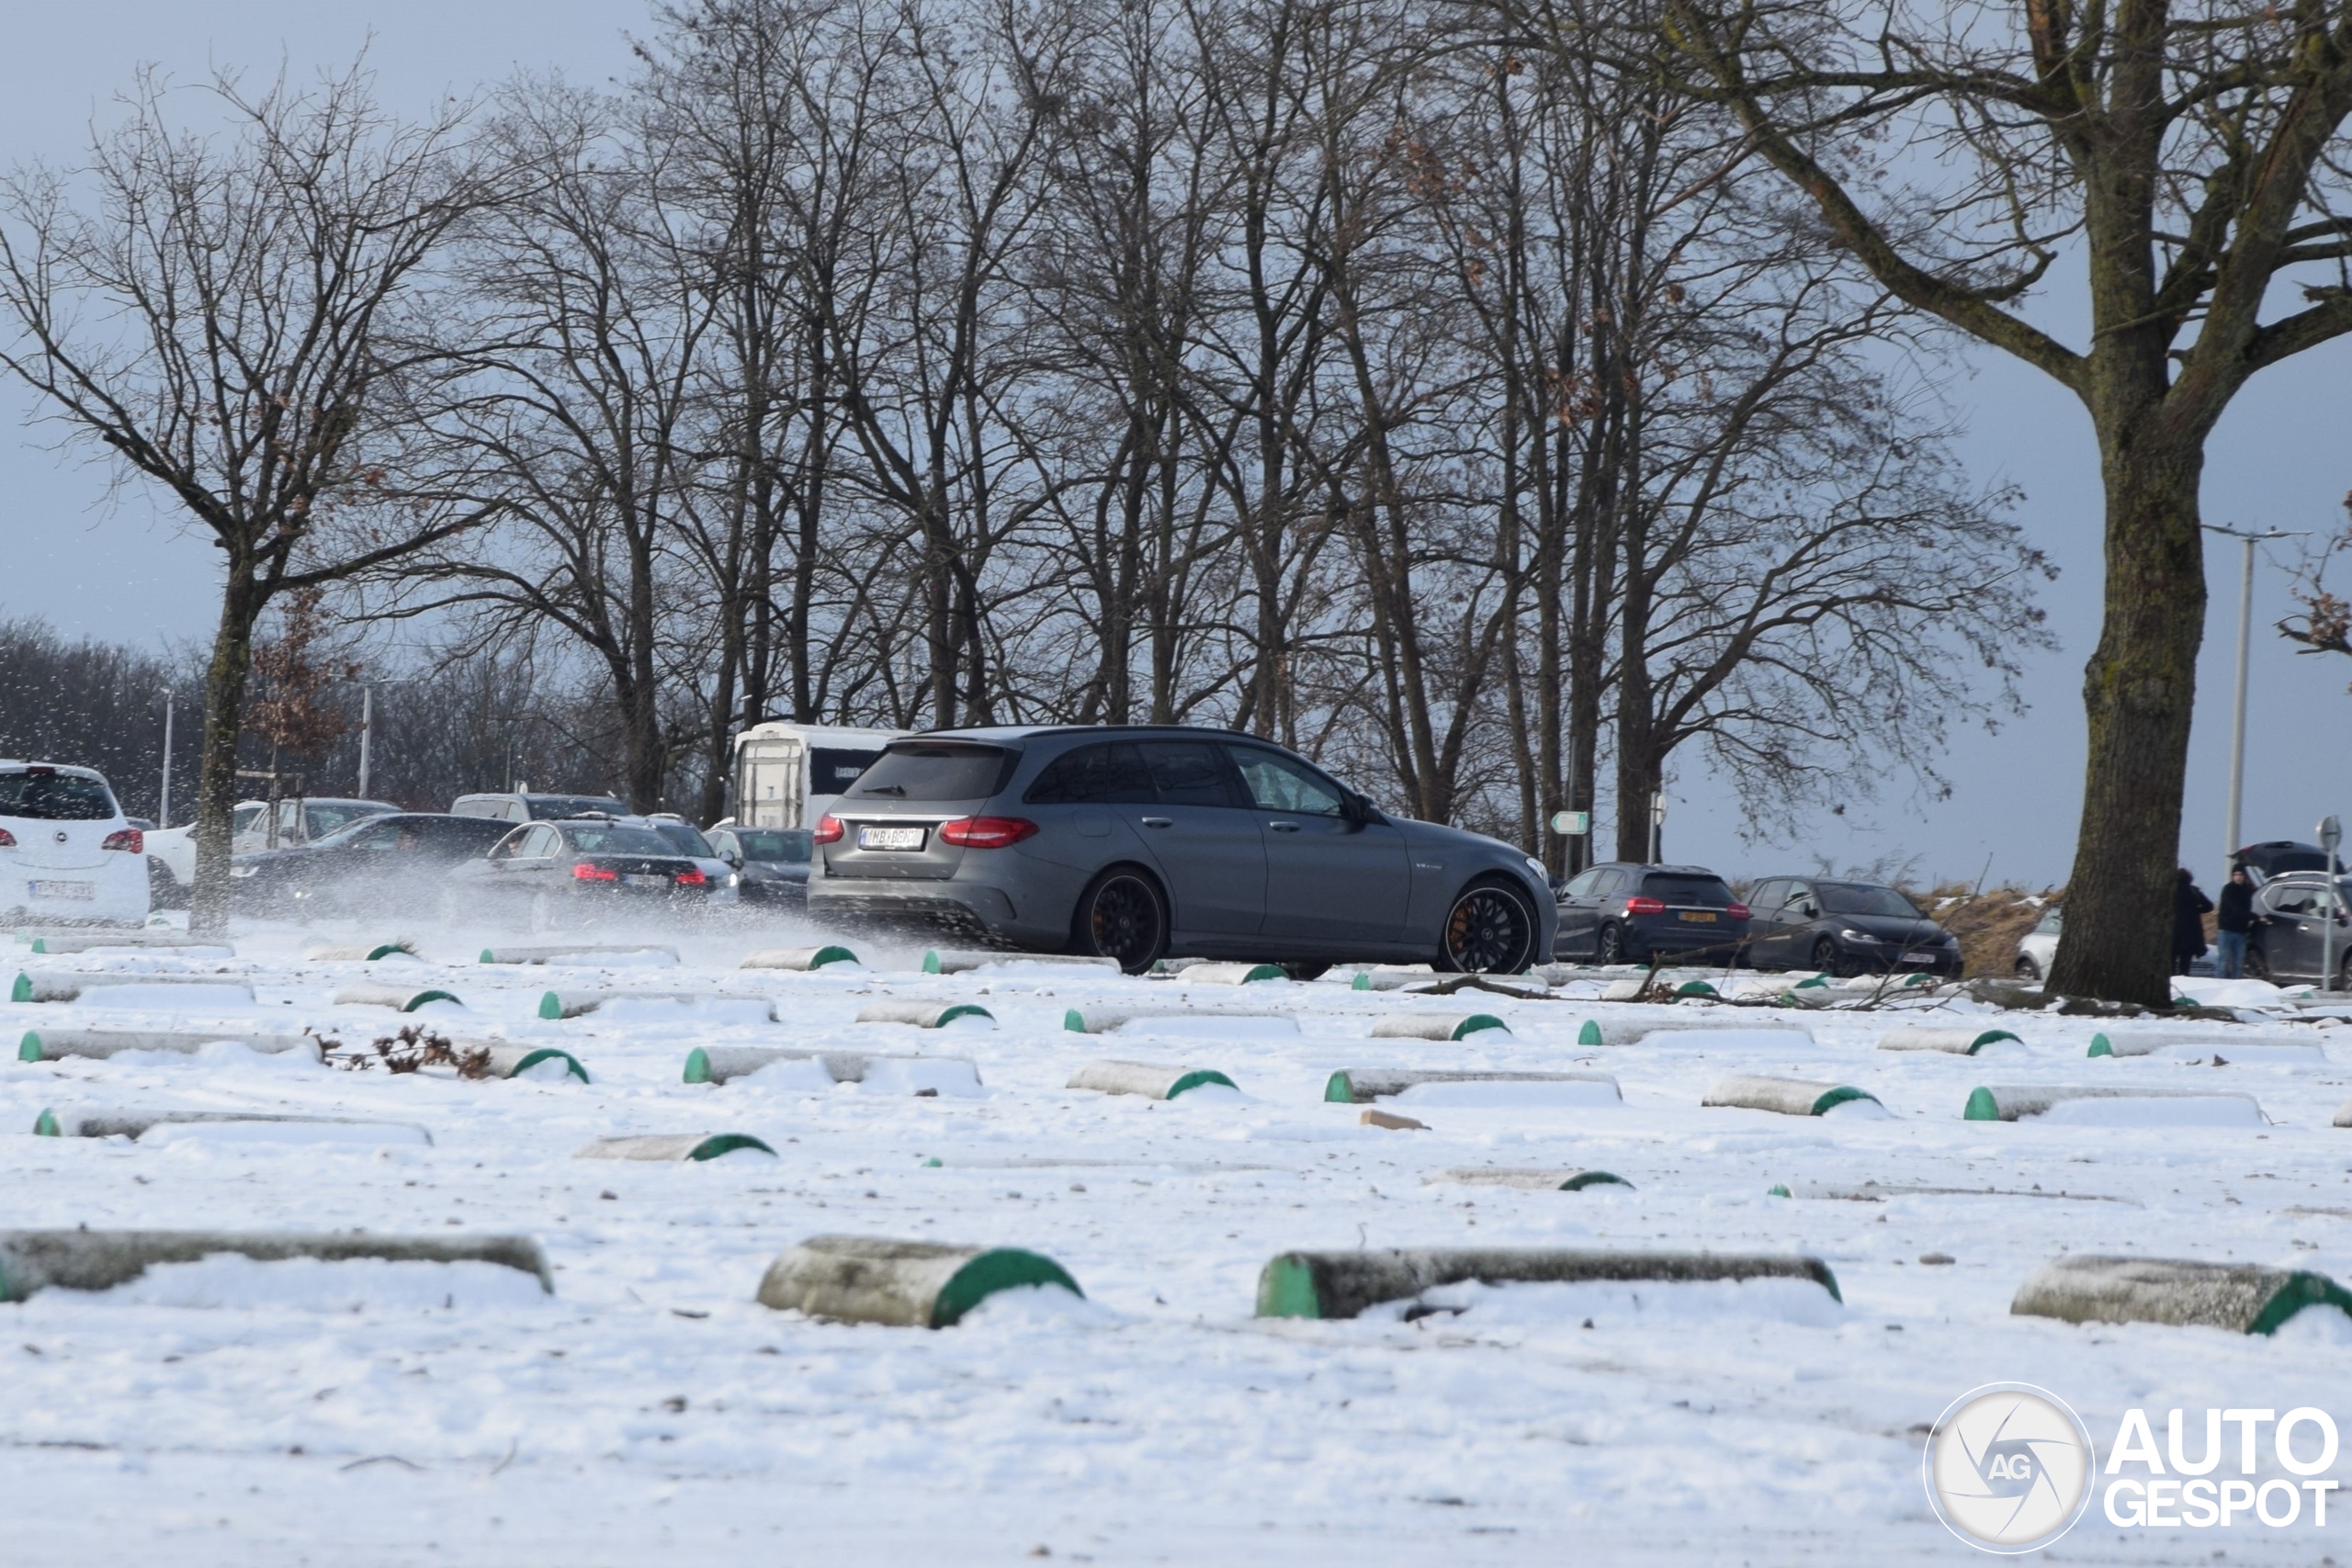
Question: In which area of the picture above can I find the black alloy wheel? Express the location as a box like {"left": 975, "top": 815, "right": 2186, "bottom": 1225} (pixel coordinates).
{"left": 1811, "top": 936, "right": 1843, "bottom": 977}
{"left": 1439, "top": 883, "right": 1536, "bottom": 974}
{"left": 2245, "top": 944, "right": 2271, "bottom": 982}
{"left": 1595, "top": 922, "right": 1626, "bottom": 965}
{"left": 1074, "top": 868, "right": 1169, "bottom": 976}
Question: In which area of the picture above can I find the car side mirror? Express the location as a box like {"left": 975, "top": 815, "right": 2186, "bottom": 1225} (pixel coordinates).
{"left": 723, "top": 852, "right": 744, "bottom": 869}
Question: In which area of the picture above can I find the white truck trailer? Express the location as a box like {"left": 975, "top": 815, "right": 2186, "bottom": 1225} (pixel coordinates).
{"left": 728, "top": 723, "right": 906, "bottom": 829}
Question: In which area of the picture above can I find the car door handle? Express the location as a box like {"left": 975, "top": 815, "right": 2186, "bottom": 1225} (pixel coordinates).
{"left": 1267, "top": 821, "right": 1300, "bottom": 832}
{"left": 1140, "top": 817, "right": 1172, "bottom": 829}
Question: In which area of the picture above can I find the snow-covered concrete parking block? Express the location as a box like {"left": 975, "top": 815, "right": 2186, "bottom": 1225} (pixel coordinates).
{"left": 9, "top": 919, "right": 2352, "bottom": 1563}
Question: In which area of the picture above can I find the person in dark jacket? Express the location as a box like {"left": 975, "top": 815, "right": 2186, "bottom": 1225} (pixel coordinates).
{"left": 2214, "top": 864, "right": 2256, "bottom": 979}
{"left": 2174, "top": 868, "right": 2214, "bottom": 976}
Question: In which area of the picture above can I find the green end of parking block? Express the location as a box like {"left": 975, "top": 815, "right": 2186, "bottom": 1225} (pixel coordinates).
{"left": 922, "top": 951, "right": 944, "bottom": 974}
{"left": 480, "top": 949, "right": 497, "bottom": 964}
{"left": 687, "top": 1134, "right": 775, "bottom": 1161}
{"left": 367, "top": 943, "right": 410, "bottom": 962}
{"left": 1793, "top": 975, "right": 1829, "bottom": 988}
{"left": 1239, "top": 964, "right": 1284, "bottom": 983}
{"left": 2087, "top": 1033, "right": 2113, "bottom": 1057}
{"left": 1577, "top": 1020, "right": 1603, "bottom": 1046}
{"left": 505, "top": 1047, "right": 590, "bottom": 1084}
{"left": 1351, "top": 972, "right": 1371, "bottom": 990}
{"left": 809, "top": 945, "right": 857, "bottom": 968}
{"left": 936, "top": 1004, "right": 994, "bottom": 1026}
{"left": 401, "top": 990, "right": 458, "bottom": 1013}
{"left": 929, "top": 1247, "right": 1083, "bottom": 1328}
{"left": 1167, "top": 1069, "right": 1238, "bottom": 1099}
{"left": 1962, "top": 1087, "right": 2001, "bottom": 1121}
{"left": 10, "top": 975, "right": 30, "bottom": 1004}
{"left": 1971, "top": 1030, "right": 2020, "bottom": 1053}
{"left": 1451, "top": 1014, "right": 1509, "bottom": 1040}
{"left": 32, "top": 1108, "right": 59, "bottom": 1137}
{"left": 27, "top": 938, "right": 46, "bottom": 954}
{"left": 1559, "top": 1171, "right": 1630, "bottom": 1191}
{"left": 1255, "top": 1255, "right": 1325, "bottom": 1319}
{"left": 682, "top": 1047, "right": 712, "bottom": 1085}
{"left": 1676, "top": 980, "right": 1718, "bottom": 998}
{"left": 1322, "top": 1071, "right": 1356, "bottom": 1103}
{"left": 537, "top": 991, "right": 564, "bottom": 1021}
{"left": 1063, "top": 1009, "right": 1087, "bottom": 1032}
{"left": 1809, "top": 1086, "right": 1878, "bottom": 1116}
{"left": 922, "top": 1156, "right": 943, "bottom": 1168}
{"left": 1766, "top": 1183, "right": 1792, "bottom": 1198}
{"left": 2248, "top": 1272, "right": 2352, "bottom": 1337}
{"left": 17, "top": 1032, "right": 40, "bottom": 1063}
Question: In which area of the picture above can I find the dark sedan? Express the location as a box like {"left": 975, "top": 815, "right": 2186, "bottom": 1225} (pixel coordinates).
{"left": 1743, "top": 876, "right": 1961, "bottom": 976}
{"left": 2245, "top": 871, "right": 2352, "bottom": 988}
{"left": 1553, "top": 863, "right": 1749, "bottom": 964}
{"left": 440, "top": 819, "right": 711, "bottom": 931}
{"left": 713, "top": 826, "right": 810, "bottom": 908}
{"left": 230, "top": 813, "right": 514, "bottom": 918}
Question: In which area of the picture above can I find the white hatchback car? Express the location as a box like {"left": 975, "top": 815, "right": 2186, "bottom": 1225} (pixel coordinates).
{"left": 0, "top": 761, "right": 149, "bottom": 925}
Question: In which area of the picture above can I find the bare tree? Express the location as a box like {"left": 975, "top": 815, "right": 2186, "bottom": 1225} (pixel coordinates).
{"left": 1598, "top": 0, "right": 2352, "bottom": 1002}
{"left": 0, "top": 64, "right": 499, "bottom": 930}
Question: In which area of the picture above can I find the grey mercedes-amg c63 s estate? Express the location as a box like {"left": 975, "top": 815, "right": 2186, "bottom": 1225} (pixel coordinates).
{"left": 805, "top": 726, "right": 1556, "bottom": 975}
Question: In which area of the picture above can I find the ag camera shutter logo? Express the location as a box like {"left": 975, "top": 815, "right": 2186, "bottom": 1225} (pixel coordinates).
{"left": 1924, "top": 1382, "right": 2097, "bottom": 1552}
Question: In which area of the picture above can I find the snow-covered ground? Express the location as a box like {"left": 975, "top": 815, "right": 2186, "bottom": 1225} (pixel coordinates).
{"left": 8, "top": 918, "right": 2352, "bottom": 1565}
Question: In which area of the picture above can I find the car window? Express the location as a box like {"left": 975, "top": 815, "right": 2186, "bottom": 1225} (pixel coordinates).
{"left": 486, "top": 827, "right": 531, "bottom": 860}
{"left": 1136, "top": 740, "right": 1243, "bottom": 808}
{"left": 651, "top": 821, "right": 717, "bottom": 858}
{"left": 2033, "top": 908, "right": 2063, "bottom": 934}
{"left": 810, "top": 748, "right": 886, "bottom": 795}
{"left": 560, "top": 823, "right": 675, "bottom": 855}
{"left": 233, "top": 804, "right": 266, "bottom": 832}
{"left": 1747, "top": 880, "right": 1785, "bottom": 913}
{"left": 731, "top": 829, "right": 809, "bottom": 863}
{"left": 0, "top": 770, "right": 117, "bottom": 821}
{"left": 1026, "top": 743, "right": 1157, "bottom": 806}
{"left": 1229, "top": 747, "right": 1347, "bottom": 816}
{"left": 1586, "top": 868, "right": 1623, "bottom": 896}
{"left": 2267, "top": 886, "right": 2317, "bottom": 916}
{"left": 343, "top": 819, "right": 404, "bottom": 852}
{"left": 1641, "top": 874, "right": 1736, "bottom": 906}
{"left": 848, "top": 743, "right": 1016, "bottom": 802}
{"left": 1562, "top": 868, "right": 1604, "bottom": 897}
{"left": 1816, "top": 882, "right": 1923, "bottom": 918}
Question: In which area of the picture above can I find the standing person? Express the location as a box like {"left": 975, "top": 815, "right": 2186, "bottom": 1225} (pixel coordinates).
{"left": 2173, "top": 868, "right": 2214, "bottom": 977}
{"left": 2214, "top": 864, "right": 2255, "bottom": 979}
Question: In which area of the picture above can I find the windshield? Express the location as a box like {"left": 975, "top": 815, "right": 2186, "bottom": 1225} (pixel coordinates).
{"left": 733, "top": 829, "right": 810, "bottom": 863}
{"left": 306, "top": 801, "right": 394, "bottom": 837}
{"left": 810, "top": 748, "right": 886, "bottom": 795}
{"left": 1817, "top": 883, "right": 1923, "bottom": 919}
{"left": 233, "top": 804, "right": 266, "bottom": 832}
{"left": 0, "top": 770, "right": 116, "bottom": 821}
{"left": 650, "top": 821, "right": 716, "bottom": 858}
{"left": 1639, "top": 874, "right": 1736, "bottom": 907}
{"left": 528, "top": 795, "right": 628, "bottom": 820}
{"left": 560, "top": 824, "right": 675, "bottom": 855}
{"left": 847, "top": 743, "right": 1014, "bottom": 802}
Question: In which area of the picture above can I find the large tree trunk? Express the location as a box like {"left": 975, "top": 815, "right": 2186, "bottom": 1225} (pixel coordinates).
{"left": 2045, "top": 438, "right": 2208, "bottom": 1006}
{"left": 188, "top": 564, "right": 265, "bottom": 937}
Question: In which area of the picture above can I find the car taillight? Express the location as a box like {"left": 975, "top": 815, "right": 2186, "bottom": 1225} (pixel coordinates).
{"left": 812, "top": 815, "right": 844, "bottom": 844}
{"left": 1624, "top": 896, "right": 1666, "bottom": 915}
{"left": 0, "top": 828, "right": 16, "bottom": 847}
{"left": 102, "top": 828, "right": 142, "bottom": 853}
{"left": 938, "top": 816, "right": 1039, "bottom": 850}
{"left": 1725, "top": 902, "right": 1750, "bottom": 920}
{"left": 571, "top": 862, "right": 617, "bottom": 882}
{"left": 675, "top": 867, "right": 707, "bottom": 886}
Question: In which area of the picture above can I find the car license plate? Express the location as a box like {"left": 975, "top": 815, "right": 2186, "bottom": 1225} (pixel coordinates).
{"left": 1678, "top": 909, "right": 1717, "bottom": 923}
{"left": 858, "top": 826, "right": 927, "bottom": 852}
{"left": 624, "top": 874, "right": 669, "bottom": 888}
{"left": 1905, "top": 951, "right": 1936, "bottom": 964}
{"left": 29, "top": 881, "right": 93, "bottom": 900}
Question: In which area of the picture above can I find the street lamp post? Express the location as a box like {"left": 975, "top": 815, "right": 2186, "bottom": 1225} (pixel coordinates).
{"left": 158, "top": 688, "right": 174, "bottom": 828}
{"left": 2200, "top": 524, "right": 2304, "bottom": 866}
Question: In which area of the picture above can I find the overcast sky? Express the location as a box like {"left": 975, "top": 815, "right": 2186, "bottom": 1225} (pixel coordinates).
{"left": 3, "top": 1, "right": 2346, "bottom": 888}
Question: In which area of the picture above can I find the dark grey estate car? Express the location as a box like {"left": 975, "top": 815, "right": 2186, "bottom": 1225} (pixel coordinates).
{"left": 804, "top": 727, "right": 1556, "bottom": 974}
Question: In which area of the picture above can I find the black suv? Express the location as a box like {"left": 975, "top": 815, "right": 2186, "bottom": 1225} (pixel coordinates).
{"left": 1554, "top": 862, "right": 1749, "bottom": 964}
